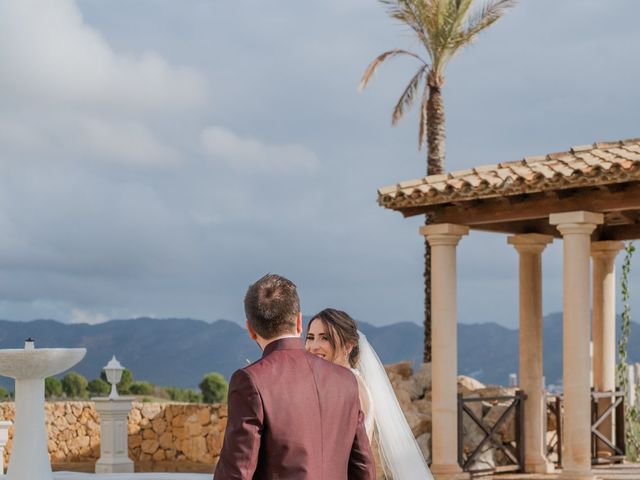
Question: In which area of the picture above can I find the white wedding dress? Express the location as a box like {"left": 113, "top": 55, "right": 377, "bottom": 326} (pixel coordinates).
{"left": 355, "top": 332, "right": 434, "bottom": 480}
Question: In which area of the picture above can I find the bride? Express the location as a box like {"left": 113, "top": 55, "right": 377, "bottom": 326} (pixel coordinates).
{"left": 305, "top": 308, "right": 433, "bottom": 480}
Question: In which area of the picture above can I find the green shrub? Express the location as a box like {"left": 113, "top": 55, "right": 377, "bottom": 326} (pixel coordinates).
{"left": 45, "top": 377, "right": 63, "bottom": 398}
{"left": 129, "top": 381, "right": 154, "bottom": 396}
{"left": 0, "top": 386, "right": 10, "bottom": 401}
{"left": 87, "top": 378, "right": 110, "bottom": 396}
{"left": 164, "top": 386, "right": 202, "bottom": 403}
{"left": 62, "top": 372, "right": 89, "bottom": 399}
{"left": 199, "top": 372, "right": 228, "bottom": 404}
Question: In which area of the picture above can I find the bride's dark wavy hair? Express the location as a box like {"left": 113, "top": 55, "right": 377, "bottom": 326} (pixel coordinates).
{"left": 307, "top": 308, "right": 360, "bottom": 368}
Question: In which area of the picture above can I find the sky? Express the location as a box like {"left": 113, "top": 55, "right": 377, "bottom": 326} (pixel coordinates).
{"left": 0, "top": 0, "right": 638, "bottom": 328}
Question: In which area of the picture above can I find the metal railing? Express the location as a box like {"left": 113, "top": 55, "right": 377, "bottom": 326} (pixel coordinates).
{"left": 546, "top": 395, "right": 562, "bottom": 466}
{"left": 457, "top": 391, "right": 526, "bottom": 475}
{"left": 591, "top": 390, "right": 625, "bottom": 464}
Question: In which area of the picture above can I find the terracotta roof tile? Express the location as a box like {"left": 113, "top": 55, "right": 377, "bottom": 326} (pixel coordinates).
{"left": 379, "top": 137, "right": 640, "bottom": 211}
{"left": 527, "top": 163, "right": 557, "bottom": 179}
{"left": 612, "top": 147, "right": 640, "bottom": 161}
{"left": 398, "top": 178, "right": 425, "bottom": 189}
{"left": 450, "top": 168, "right": 475, "bottom": 178}
{"left": 425, "top": 174, "right": 449, "bottom": 184}
{"left": 571, "top": 144, "right": 593, "bottom": 153}
{"left": 523, "top": 155, "right": 547, "bottom": 164}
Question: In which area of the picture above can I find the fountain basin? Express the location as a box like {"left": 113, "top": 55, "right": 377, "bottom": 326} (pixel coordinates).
{"left": 0, "top": 348, "right": 86, "bottom": 379}
{"left": 0, "top": 345, "right": 86, "bottom": 480}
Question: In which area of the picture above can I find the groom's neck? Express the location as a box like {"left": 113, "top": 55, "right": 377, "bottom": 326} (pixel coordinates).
{"left": 256, "top": 332, "right": 300, "bottom": 351}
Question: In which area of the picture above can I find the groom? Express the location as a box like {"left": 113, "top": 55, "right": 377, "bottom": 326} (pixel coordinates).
{"left": 214, "top": 274, "right": 375, "bottom": 480}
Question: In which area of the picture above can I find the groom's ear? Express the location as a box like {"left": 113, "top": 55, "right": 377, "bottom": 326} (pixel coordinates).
{"left": 295, "top": 311, "right": 302, "bottom": 336}
{"left": 246, "top": 320, "right": 258, "bottom": 341}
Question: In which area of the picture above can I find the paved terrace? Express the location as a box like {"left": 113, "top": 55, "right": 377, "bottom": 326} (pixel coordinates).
{"left": 490, "top": 464, "right": 640, "bottom": 479}
{"left": 53, "top": 474, "right": 210, "bottom": 480}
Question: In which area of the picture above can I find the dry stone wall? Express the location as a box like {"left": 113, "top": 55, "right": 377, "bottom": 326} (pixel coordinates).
{"left": 0, "top": 401, "right": 227, "bottom": 469}
{"left": 1, "top": 364, "right": 544, "bottom": 477}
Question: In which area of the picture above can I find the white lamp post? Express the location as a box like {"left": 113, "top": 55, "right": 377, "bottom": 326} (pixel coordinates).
{"left": 103, "top": 356, "right": 124, "bottom": 399}
{"left": 94, "top": 355, "right": 134, "bottom": 473}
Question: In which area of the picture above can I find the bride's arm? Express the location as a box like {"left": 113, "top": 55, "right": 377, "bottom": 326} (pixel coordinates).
{"left": 354, "top": 374, "right": 374, "bottom": 441}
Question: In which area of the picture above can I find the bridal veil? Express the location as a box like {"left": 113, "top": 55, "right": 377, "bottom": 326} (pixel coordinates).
{"left": 357, "top": 332, "right": 434, "bottom": 480}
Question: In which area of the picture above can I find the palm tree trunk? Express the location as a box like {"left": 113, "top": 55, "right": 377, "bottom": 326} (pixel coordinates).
{"left": 423, "top": 79, "right": 445, "bottom": 363}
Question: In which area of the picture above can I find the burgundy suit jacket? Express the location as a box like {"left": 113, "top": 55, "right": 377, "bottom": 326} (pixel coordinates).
{"left": 214, "top": 337, "right": 375, "bottom": 480}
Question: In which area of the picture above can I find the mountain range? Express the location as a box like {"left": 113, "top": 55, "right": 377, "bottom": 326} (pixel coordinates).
{"left": 0, "top": 313, "right": 638, "bottom": 390}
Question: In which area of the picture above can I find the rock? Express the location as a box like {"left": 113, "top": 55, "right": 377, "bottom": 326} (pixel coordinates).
{"left": 416, "top": 432, "right": 431, "bottom": 464}
{"left": 129, "top": 435, "right": 142, "bottom": 449}
{"left": 483, "top": 403, "right": 516, "bottom": 443}
{"left": 172, "top": 414, "right": 187, "bottom": 427}
{"left": 461, "top": 394, "right": 488, "bottom": 455}
{"left": 185, "top": 419, "right": 202, "bottom": 437}
{"left": 197, "top": 408, "right": 211, "bottom": 426}
{"left": 404, "top": 408, "right": 431, "bottom": 438}
{"left": 414, "top": 363, "right": 432, "bottom": 394}
{"left": 141, "top": 403, "right": 162, "bottom": 420}
{"left": 475, "top": 386, "right": 517, "bottom": 401}
{"left": 458, "top": 376, "right": 486, "bottom": 396}
{"left": 384, "top": 361, "right": 413, "bottom": 379}
{"left": 152, "top": 417, "right": 167, "bottom": 434}
{"left": 141, "top": 439, "right": 159, "bottom": 455}
{"left": 128, "top": 408, "right": 142, "bottom": 424}
{"left": 466, "top": 445, "right": 496, "bottom": 472}
{"left": 152, "top": 449, "right": 166, "bottom": 461}
{"left": 393, "top": 377, "right": 423, "bottom": 401}
{"left": 159, "top": 432, "right": 173, "bottom": 449}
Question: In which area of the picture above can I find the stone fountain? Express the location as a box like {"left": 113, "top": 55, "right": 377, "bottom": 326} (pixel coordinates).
{"left": 0, "top": 339, "right": 86, "bottom": 480}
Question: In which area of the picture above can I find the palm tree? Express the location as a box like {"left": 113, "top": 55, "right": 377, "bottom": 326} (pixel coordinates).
{"left": 360, "top": 0, "right": 515, "bottom": 362}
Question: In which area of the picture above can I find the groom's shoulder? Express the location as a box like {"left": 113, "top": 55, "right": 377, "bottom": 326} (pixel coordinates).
{"left": 305, "top": 352, "right": 359, "bottom": 385}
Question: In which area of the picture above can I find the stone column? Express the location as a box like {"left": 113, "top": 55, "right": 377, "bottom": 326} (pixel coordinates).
{"left": 0, "top": 420, "right": 10, "bottom": 475}
{"left": 508, "top": 233, "right": 554, "bottom": 474}
{"left": 94, "top": 398, "right": 135, "bottom": 473}
{"left": 421, "top": 223, "right": 470, "bottom": 480}
{"left": 591, "top": 241, "right": 624, "bottom": 455}
{"left": 550, "top": 211, "right": 604, "bottom": 480}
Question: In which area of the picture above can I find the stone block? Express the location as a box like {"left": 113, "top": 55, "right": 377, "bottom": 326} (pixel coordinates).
{"left": 141, "top": 439, "right": 159, "bottom": 455}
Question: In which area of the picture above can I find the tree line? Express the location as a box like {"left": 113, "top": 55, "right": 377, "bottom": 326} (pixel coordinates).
{"left": 0, "top": 370, "right": 228, "bottom": 404}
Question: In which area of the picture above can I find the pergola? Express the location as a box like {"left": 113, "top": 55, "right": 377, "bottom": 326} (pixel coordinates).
{"left": 378, "top": 137, "right": 640, "bottom": 480}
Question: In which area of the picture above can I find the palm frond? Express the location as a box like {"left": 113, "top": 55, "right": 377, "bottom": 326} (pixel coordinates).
{"left": 392, "top": 65, "right": 427, "bottom": 125}
{"left": 447, "top": 0, "right": 475, "bottom": 40}
{"left": 460, "top": 0, "right": 516, "bottom": 43}
{"left": 380, "top": 0, "right": 433, "bottom": 57}
{"left": 359, "top": 49, "right": 426, "bottom": 91}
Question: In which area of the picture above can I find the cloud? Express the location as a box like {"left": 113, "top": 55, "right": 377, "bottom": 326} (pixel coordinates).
{"left": 69, "top": 308, "right": 108, "bottom": 325}
{"left": 0, "top": 114, "right": 180, "bottom": 167}
{"left": 71, "top": 116, "right": 181, "bottom": 166}
{"left": 0, "top": 0, "right": 207, "bottom": 112}
{"left": 0, "top": 0, "right": 202, "bottom": 168}
{"left": 201, "top": 126, "right": 318, "bottom": 174}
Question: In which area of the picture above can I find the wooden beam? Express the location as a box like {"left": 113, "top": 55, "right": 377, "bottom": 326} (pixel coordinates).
{"left": 412, "top": 182, "right": 640, "bottom": 225}
{"left": 598, "top": 224, "right": 640, "bottom": 241}
{"left": 469, "top": 220, "right": 561, "bottom": 238}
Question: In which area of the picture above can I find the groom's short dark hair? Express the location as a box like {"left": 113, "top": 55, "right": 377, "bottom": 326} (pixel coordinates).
{"left": 244, "top": 274, "right": 300, "bottom": 339}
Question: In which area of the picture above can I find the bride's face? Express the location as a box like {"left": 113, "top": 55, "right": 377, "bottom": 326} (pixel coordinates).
{"left": 305, "top": 318, "right": 351, "bottom": 366}
{"left": 305, "top": 319, "right": 334, "bottom": 361}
